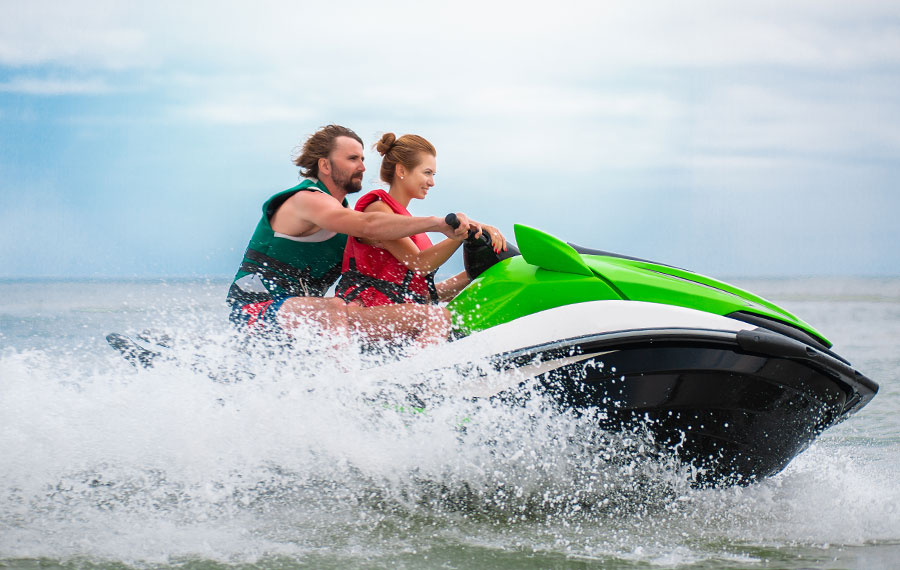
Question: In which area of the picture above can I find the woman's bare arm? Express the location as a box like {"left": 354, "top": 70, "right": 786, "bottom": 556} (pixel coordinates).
{"left": 359, "top": 200, "right": 464, "bottom": 275}
{"left": 435, "top": 271, "right": 471, "bottom": 302}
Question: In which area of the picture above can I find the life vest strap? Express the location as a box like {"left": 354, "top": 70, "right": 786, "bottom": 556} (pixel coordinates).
{"left": 241, "top": 248, "right": 340, "bottom": 297}
{"left": 337, "top": 258, "right": 438, "bottom": 305}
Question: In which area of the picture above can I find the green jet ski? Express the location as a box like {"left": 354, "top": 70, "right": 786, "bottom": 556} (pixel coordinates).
{"left": 107, "top": 219, "right": 878, "bottom": 487}
{"left": 400, "top": 218, "right": 878, "bottom": 486}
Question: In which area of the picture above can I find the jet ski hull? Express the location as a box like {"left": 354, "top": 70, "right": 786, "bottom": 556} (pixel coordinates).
{"left": 397, "top": 300, "right": 877, "bottom": 486}
{"left": 512, "top": 328, "right": 876, "bottom": 485}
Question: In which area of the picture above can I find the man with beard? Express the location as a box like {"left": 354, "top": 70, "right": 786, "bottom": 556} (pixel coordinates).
{"left": 227, "top": 124, "right": 480, "bottom": 346}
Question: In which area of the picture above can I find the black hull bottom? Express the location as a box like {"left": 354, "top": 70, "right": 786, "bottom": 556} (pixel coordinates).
{"left": 510, "top": 334, "right": 874, "bottom": 486}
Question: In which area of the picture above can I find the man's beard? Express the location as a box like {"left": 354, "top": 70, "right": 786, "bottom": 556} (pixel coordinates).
{"left": 331, "top": 162, "right": 363, "bottom": 194}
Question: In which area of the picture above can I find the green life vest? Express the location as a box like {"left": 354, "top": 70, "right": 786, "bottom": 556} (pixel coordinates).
{"left": 228, "top": 179, "right": 348, "bottom": 305}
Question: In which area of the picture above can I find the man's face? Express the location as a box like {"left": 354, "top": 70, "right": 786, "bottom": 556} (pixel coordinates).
{"left": 328, "top": 136, "right": 366, "bottom": 194}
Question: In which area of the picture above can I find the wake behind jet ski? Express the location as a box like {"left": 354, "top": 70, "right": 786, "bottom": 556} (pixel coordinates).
{"left": 425, "top": 218, "right": 878, "bottom": 486}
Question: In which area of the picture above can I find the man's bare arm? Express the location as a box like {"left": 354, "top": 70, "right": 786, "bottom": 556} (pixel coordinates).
{"left": 280, "top": 191, "right": 472, "bottom": 241}
{"left": 356, "top": 200, "right": 463, "bottom": 274}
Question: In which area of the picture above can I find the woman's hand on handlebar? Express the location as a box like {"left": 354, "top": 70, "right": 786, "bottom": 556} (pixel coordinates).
{"left": 479, "top": 224, "right": 507, "bottom": 253}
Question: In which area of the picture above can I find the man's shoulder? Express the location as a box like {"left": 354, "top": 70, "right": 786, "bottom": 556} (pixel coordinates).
{"left": 280, "top": 178, "right": 327, "bottom": 196}
{"left": 279, "top": 179, "right": 333, "bottom": 202}
{"left": 287, "top": 187, "right": 339, "bottom": 207}
{"left": 278, "top": 187, "right": 347, "bottom": 225}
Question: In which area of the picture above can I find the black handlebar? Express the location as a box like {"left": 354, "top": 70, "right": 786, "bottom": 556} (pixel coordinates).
{"left": 444, "top": 213, "right": 519, "bottom": 280}
{"left": 445, "top": 213, "right": 492, "bottom": 247}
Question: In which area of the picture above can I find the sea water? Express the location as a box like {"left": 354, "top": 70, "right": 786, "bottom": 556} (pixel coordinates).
{"left": 1, "top": 278, "right": 899, "bottom": 569}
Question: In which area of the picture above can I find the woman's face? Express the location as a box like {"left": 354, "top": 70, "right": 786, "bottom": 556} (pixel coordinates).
{"left": 400, "top": 153, "right": 436, "bottom": 200}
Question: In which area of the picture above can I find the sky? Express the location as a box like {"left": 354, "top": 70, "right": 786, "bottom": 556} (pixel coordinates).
{"left": 1, "top": 0, "right": 899, "bottom": 279}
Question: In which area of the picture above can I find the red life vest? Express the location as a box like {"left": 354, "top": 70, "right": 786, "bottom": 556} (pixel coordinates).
{"left": 336, "top": 189, "right": 438, "bottom": 307}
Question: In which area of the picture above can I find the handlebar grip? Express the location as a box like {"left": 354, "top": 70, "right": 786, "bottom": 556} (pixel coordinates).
{"left": 446, "top": 213, "right": 492, "bottom": 247}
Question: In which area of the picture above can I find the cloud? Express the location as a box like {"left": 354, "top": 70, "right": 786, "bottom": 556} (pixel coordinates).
{"left": 0, "top": 1, "right": 149, "bottom": 70}
{"left": 4, "top": 1, "right": 900, "bottom": 131}
{"left": 2, "top": 0, "right": 897, "bottom": 177}
{"left": 2, "top": 0, "right": 900, "bottom": 278}
{"left": 582, "top": 2, "right": 900, "bottom": 69}
{"left": 177, "top": 100, "right": 315, "bottom": 125}
{"left": 685, "top": 74, "right": 900, "bottom": 165}
{"left": 0, "top": 76, "right": 112, "bottom": 95}
{"left": 4, "top": 1, "right": 900, "bottom": 73}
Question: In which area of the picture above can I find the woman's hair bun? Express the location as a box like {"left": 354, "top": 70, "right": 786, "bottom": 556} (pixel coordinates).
{"left": 375, "top": 132, "right": 397, "bottom": 156}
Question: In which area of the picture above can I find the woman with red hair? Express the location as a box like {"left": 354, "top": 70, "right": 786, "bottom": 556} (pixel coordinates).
{"left": 337, "top": 132, "right": 505, "bottom": 312}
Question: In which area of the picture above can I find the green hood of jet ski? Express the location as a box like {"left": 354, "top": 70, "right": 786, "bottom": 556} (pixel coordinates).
{"left": 447, "top": 224, "right": 830, "bottom": 347}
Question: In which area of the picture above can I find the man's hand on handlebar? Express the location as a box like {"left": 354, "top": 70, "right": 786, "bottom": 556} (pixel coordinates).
{"left": 441, "top": 212, "right": 473, "bottom": 240}
{"left": 444, "top": 213, "right": 508, "bottom": 253}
